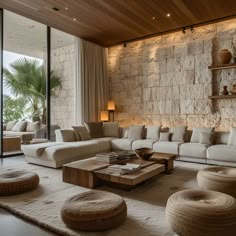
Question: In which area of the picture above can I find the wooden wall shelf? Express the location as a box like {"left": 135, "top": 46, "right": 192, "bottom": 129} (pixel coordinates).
{"left": 208, "top": 63, "right": 236, "bottom": 70}
{"left": 208, "top": 95, "right": 236, "bottom": 99}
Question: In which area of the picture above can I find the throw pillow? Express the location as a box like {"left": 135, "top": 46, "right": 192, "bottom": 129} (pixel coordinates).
{"left": 6, "top": 120, "right": 17, "bottom": 131}
{"left": 26, "top": 121, "right": 40, "bottom": 132}
{"left": 146, "top": 125, "right": 161, "bottom": 139}
{"left": 73, "top": 126, "right": 91, "bottom": 141}
{"left": 190, "top": 127, "right": 215, "bottom": 143}
{"left": 12, "top": 121, "right": 27, "bottom": 132}
{"left": 228, "top": 127, "right": 236, "bottom": 146}
{"left": 121, "top": 127, "right": 129, "bottom": 138}
{"left": 170, "top": 126, "right": 187, "bottom": 142}
{"left": 60, "top": 129, "right": 76, "bottom": 142}
{"left": 103, "top": 122, "right": 119, "bottom": 137}
{"left": 84, "top": 122, "right": 104, "bottom": 138}
{"left": 128, "top": 125, "right": 145, "bottom": 139}
{"left": 159, "top": 132, "right": 170, "bottom": 141}
{"left": 200, "top": 132, "right": 213, "bottom": 145}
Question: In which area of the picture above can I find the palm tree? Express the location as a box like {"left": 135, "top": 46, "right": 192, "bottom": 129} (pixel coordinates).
{"left": 3, "top": 58, "right": 62, "bottom": 123}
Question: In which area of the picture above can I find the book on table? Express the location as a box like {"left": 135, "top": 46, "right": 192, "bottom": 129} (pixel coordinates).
{"left": 108, "top": 163, "right": 141, "bottom": 174}
{"left": 96, "top": 151, "right": 135, "bottom": 163}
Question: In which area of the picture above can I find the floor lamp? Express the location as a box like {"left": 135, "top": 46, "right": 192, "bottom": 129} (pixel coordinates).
{"left": 107, "top": 100, "right": 115, "bottom": 122}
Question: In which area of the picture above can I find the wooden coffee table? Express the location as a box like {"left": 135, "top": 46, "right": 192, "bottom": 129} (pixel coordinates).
{"left": 63, "top": 153, "right": 176, "bottom": 189}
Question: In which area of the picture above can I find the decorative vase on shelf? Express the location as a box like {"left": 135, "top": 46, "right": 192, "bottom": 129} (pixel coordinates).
{"left": 221, "top": 86, "right": 229, "bottom": 95}
{"left": 218, "top": 49, "right": 232, "bottom": 64}
{"left": 231, "top": 84, "right": 236, "bottom": 95}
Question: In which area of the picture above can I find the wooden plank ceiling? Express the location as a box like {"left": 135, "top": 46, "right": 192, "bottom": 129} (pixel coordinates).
{"left": 1, "top": 0, "right": 236, "bottom": 47}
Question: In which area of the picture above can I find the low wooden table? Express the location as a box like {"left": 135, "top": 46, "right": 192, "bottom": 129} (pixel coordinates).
{"left": 63, "top": 152, "right": 176, "bottom": 189}
{"left": 3, "top": 136, "right": 21, "bottom": 152}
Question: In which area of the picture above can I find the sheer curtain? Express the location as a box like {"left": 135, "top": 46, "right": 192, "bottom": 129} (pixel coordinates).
{"left": 75, "top": 38, "right": 109, "bottom": 124}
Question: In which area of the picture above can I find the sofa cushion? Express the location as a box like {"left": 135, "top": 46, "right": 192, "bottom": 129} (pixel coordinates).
{"left": 170, "top": 126, "right": 187, "bottom": 142}
{"left": 128, "top": 125, "right": 144, "bottom": 139}
{"left": 216, "top": 131, "right": 230, "bottom": 144}
{"left": 146, "top": 125, "right": 161, "bottom": 139}
{"left": 121, "top": 127, "right": 129, "bottom": 138}
{"left": 3, "top": 131, "right": 35, "bottom": 142}
{"left": 60, "top": 129, "right": 76, "bottom": 142}
{"left": 26, "top": 121, "right": 40, "bottom": 132}
{"left": 12, "top": 121, "right": 27, "bottom": 132}
{"left": 200, "top": 132, "right": 212, "bottom": 145}
{"left": 153, "top": 141, "right": 181, "bottom": 155}
{"left": 84, "top": 122, "right": 103, "bottom": 138}
{"left": 228, "top": 128, "right": 236, "bottom": 146}
{"left": 111, "top": 138, "right": 135, "bottom": 151}
{"left": 190, "top": 127, "right": 214, "bottom": 143}
{"left": 132, "top": 139, "right": 157, "bottom": 150}
{"left": 180, "top": 143, "right": 209, "bottom": 159}
{"left": 103, "top": 122, "right": 119, "bottom": 137}
{"left": 207, "top": 144, "right": 236, "bottom": 162}
{"left": 72, "top": 126, "right": 91, "bottom": 141}
{"left": 6, "top": 120, "right": 17, "bottom": 131}
{"left": 159, "top": 132, "right": 170, "bottom": 141}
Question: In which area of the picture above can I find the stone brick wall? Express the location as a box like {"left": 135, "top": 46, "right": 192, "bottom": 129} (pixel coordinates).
{"left": 108, "top": 19, "right": 236, "bottom": 130}
{"left": 51, "top": 44, "right": 76, "bottom": 128}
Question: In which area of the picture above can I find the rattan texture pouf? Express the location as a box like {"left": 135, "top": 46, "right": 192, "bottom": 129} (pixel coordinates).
{"left": 61, "top": 190, "right": 127, "bottom": 231}
{"left": 0, "top": 170, "right": 39, "bottom": 196}
{"left": 166, "top": 189, "right": 236, "bottom": 236}
{"left": 197, "top": 166, "right": 236, "bottom": 198}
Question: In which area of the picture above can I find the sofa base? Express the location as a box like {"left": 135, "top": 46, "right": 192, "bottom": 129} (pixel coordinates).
{"left": 179, "top": 156, "right": 207, "bottom": 164}
{"left": 207, "top": 159, "right": 236, "bottom": 167}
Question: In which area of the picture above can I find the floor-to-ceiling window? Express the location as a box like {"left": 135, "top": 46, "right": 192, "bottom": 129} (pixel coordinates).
{"left": 1, "top": 10, "right": 48, "bottom": 157}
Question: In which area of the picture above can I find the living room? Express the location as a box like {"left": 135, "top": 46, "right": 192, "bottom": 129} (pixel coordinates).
{"left": 1, "top": 1, "right": 236, "bottom": 236}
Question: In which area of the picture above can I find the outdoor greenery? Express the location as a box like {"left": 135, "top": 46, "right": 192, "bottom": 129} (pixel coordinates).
{"left": 3, "top": 58, "right": 62, "bottom": 123}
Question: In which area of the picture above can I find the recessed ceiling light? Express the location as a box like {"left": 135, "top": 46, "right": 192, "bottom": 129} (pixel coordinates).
{"left": 152, "top": 16, "right": 156, "bottom": 20}
{"left": 166, "top": 13, "right": 171, "bottom": 17}
{"left": 52, "top": 7, "right": 60, "bottom": 11}
{"left": 28, "top": 25, "right": 35, "bottom": 28}
{"left": 73, "top": 18, "right": 77, "bottom": 21}
{"left": 65, "top": 7, "right": 69, "bottom": 10}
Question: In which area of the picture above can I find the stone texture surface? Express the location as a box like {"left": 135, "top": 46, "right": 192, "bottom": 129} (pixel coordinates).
{"left": 108, "top": 19, "right": 236, "bottom": 130}
{"left": 51, "top": 44, "right": 75, "bottom": 128}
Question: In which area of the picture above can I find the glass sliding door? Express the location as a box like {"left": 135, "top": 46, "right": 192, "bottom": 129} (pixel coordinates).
{"left": 2, "top": 10, "right": 47, "bottom": 157}
{"left": 0, "top": 8, "right": 3, "bottom": 161}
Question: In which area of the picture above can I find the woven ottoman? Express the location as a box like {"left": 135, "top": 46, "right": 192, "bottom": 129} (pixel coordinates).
{"left": 0, "top": 170, "right": 39, "bottom": 196}
{"left": 197, "top": 166, "right": 236, "bottom": 198}
{"left": 166, "top": 189, "right": 236, "bottom": 236}
{"left": 61, "top": 190, "right": 127, "bottom": 231}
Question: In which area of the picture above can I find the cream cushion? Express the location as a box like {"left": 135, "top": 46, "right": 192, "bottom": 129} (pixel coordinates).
{"left": 153, "top": 141, "right": 181, "bottom": 155}
{"left": 12, "top": 121, "right": 27, "bottom": 132}
{"left": 197, "top": 167, "right": 236, "bottom": 198}
{"left": 61, "top": 190, "right": 127, "bottom": 231}
{"left": 200, "top": 132, "right": 212, "bottom": 145}
{"left": 103, "top": 122, "right": 119, "bottom": 137}
{"left": 6, "top": 120, "right": 17, "bottom": 131}
{"left": 170, "top": 126, "right": 187, "bottom": 142}
{"left": 166, "top": 189, "right": 236, "bottom": 236}
{"left": 128, "top": 125, "right": 144, "bottom": 139}
{"left": 146, "top": 125, "right": 161, "bottom": 139}
{"left": 73, "top": 126, "right": 91, "bottom": 141}
{"left": 59, "top": 129, "right": 76, "bottom": 142}
{"left": 228, "top": 127, "right": 236, "bottom": 145}
{"left": 132, "top": 139, "right": 157, "bottom": 149}
{"left": 26, "top": 121, "right": 40, "bottom": 132}
{"left": 159, "top": 132, "right": 170, "bottom": 141}
{"left": 190, "top": 127, "right": 214, "bottom": 143}
{"left": 112, "top": 138, "right": 135, "bottom": 150}
{"left": 180, "top": 142, "right": 209, "bottom": 159}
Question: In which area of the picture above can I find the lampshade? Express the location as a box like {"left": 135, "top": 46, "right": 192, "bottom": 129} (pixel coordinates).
{"left": 100, "top": 111, "right": 109, "bottom": 121}
{"left": 107, "top": 100, "right": 115, "bottom": 110}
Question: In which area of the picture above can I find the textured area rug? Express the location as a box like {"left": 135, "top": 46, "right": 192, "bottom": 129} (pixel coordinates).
{"left": 0, "top": 161, "right": 210, "bottom": 236}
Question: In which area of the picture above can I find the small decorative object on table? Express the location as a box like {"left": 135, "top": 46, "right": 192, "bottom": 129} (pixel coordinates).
{"left": 134, "top": 147, "right": 154, "bottom": 160}
{"left": 218, "top": 49, "right": 232, "bottom": 64}
{"left": 231, "top": 84, "right": 236, "bottom": 95}
{"left": 221, "top": 85, "right": 229, "bottom": 95}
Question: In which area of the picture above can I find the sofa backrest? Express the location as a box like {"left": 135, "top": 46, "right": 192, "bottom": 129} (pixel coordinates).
{"left": 215, "top": 131, "right": 230, "bottom": 144}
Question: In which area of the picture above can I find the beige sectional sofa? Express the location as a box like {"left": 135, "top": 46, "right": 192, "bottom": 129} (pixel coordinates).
{"left": 22, "top": 123, "right": 236, "bottom": 168}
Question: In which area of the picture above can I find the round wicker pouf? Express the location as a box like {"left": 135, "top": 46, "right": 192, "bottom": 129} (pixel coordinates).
{"left": 0, "top": 170, "right": 39, "bottom": 196}
{"left": 166, "top": 189, "right": 236, "bottom": 236}
{"left": 61, "top": 190, "right": 127, "bottom": 231}
{"left": 197, "top": 166, "right": 236, "bottom": 198}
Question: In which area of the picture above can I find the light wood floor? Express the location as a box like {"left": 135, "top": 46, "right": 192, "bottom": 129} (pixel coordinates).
{"left": 0, "top": 156, "right": 59, "bottom": 236}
